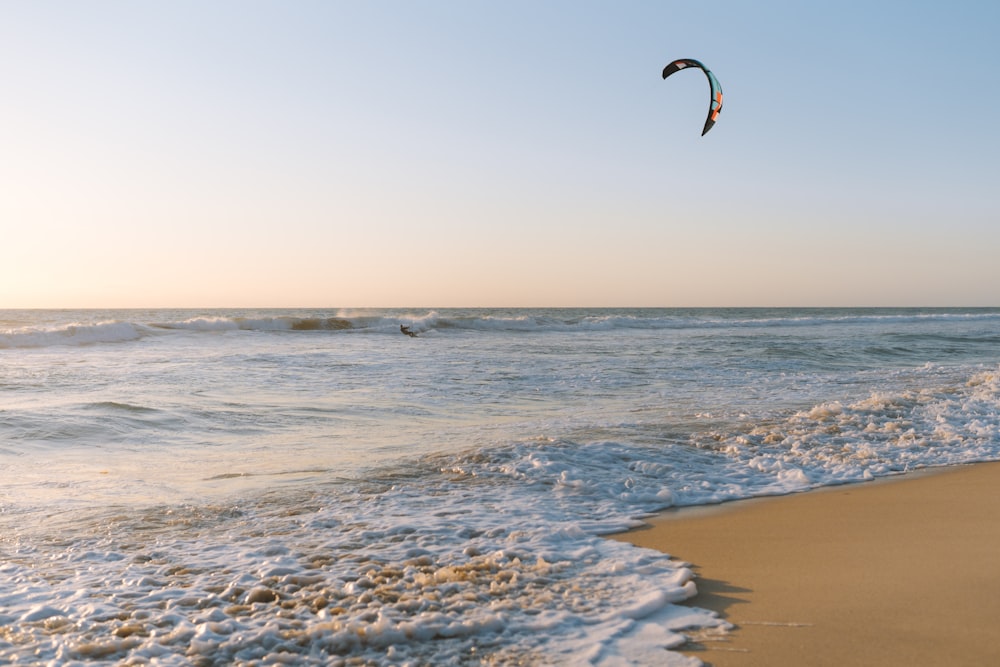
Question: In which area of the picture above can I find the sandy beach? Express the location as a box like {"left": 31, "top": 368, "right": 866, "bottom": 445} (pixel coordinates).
{"left": 610, "top": 462, "right": 1000, "bottom": 666}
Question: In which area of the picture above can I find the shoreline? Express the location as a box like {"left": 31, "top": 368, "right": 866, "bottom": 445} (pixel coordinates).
{"left": 609, "top": 462, "right": 1000, "bottom": 666}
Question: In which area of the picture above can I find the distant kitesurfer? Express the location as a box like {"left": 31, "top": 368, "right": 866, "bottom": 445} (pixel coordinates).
{"left": 400, "top": 325, "right": 417, "bottom": 337}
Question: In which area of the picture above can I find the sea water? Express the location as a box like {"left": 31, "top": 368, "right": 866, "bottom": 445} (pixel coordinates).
{"left": 1, "top": 308, "right": 999, "bottom": 665}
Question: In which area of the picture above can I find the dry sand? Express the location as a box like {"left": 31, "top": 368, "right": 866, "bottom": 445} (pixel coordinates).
{"left": 609, "top": 462, "right": 1000, "bottom": 666}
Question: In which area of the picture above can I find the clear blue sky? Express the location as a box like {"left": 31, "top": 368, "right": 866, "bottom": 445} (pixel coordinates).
{"left": 2, "top": 1, "right": 998, "bottom": 307}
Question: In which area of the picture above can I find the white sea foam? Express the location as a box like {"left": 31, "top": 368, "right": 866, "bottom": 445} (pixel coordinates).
{"left": 0, "top": 470, "right": 720, "bottom": 665}
{"left": 158, "top": 316, "right": 243, "bottom": 331}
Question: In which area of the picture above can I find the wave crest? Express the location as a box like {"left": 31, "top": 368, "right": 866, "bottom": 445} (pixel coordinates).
{"left": 0, "top": 321, "right": 145, "bottom": 349}
{"left": 5, "top": 308, "right": 1000, "bottom": 349}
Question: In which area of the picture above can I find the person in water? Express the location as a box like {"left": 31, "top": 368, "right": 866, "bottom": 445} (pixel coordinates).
{"left": 400, "top": 325, "right": 417, "bottom": 337}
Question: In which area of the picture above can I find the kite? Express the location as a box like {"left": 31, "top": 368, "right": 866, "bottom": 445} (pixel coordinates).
{"left": 662, "top": 58, "right": 723, "bottom": 136}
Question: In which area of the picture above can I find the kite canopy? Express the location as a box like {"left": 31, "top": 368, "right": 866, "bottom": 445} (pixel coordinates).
{"left": 662, "top": 58, "right": 723, "bottom": 136}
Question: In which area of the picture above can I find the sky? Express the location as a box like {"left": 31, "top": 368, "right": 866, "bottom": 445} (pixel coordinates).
{"left": 2, "top": 0, "right": 999, "bottom": 308}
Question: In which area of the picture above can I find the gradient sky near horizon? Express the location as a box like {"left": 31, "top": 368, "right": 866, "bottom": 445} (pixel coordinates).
{"left": 2, "top": 1, "right": 998, "bottom": 308}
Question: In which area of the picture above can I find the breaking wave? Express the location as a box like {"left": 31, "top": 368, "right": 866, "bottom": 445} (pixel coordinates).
{"left": 0, "top": 321, "right": 146, "bottom": 349}
{"left": 4, "top": 308, "right": 999, "bottom": 349}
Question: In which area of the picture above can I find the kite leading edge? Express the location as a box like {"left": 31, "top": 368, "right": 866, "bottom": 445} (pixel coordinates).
{"left": 662, "top": 58, "right": 723, "bottom": 136}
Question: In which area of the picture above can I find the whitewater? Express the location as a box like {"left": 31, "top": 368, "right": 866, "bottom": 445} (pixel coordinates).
{"left": 1, "top": 307, "right": 999, "bottom": 665}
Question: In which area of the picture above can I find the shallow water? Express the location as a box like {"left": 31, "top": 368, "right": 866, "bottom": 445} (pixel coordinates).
{"left": 2, "top": 308, "right": 999, "bottom": 664}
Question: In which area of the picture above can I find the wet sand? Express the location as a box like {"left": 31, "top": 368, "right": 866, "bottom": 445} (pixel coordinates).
{"left": 609, "top": 463, "right": 1000, "bottom": 666}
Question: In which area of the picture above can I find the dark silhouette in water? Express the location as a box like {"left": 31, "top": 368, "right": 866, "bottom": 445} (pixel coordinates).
{"left": 400, "top": 325, "right": 418, "bottom": 338}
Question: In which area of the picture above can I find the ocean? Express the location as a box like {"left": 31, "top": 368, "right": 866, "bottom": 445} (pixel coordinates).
{"left": 2, "top": 307, "right": 999, "bottom": 665}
